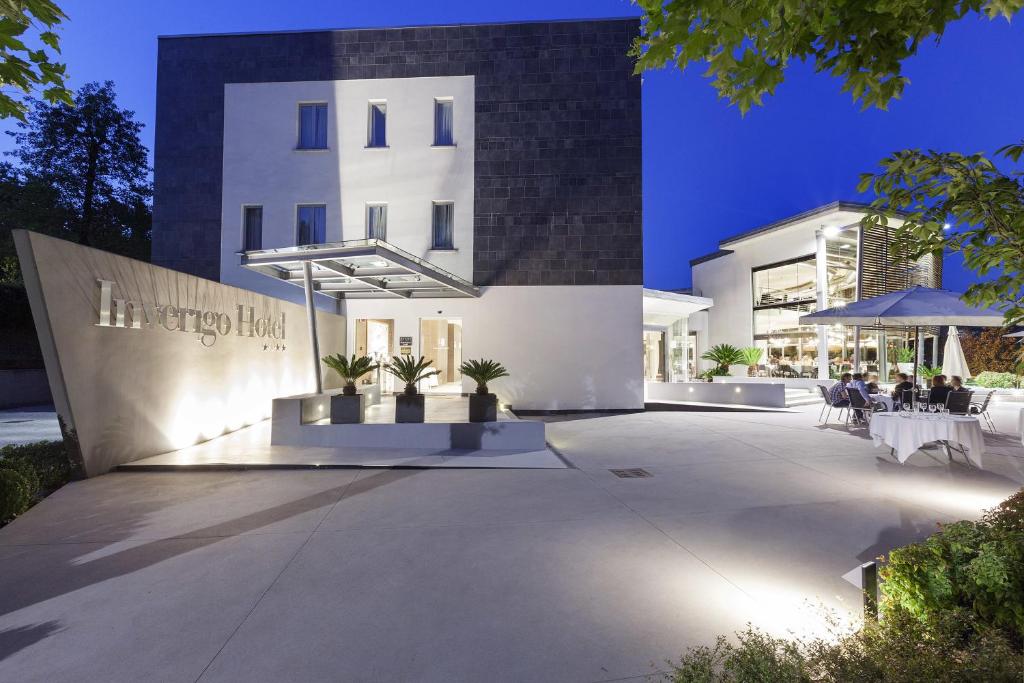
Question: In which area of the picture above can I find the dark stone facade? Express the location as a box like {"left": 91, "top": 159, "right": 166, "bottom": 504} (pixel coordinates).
{"left": 153, "top": 19, "right": 642, "bottom": 286}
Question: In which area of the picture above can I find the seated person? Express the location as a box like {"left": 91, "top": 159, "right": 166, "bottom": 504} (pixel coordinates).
{"left": 891, "top": 373, "right": 914, "bottom": 400}
{"left": 928, "top": 375, "right": 953, "bottom": 406}
{"left": 866, "top": 374, "right": 881, "bottom": 394}
{"left": 849, "top": 372, "right": 883, "bottom": 418}
{"left": 829, "top": 373, "right": 851, "bottom": 408}
{"left": 950, "top": 376, "right": 969, "bottom": 392}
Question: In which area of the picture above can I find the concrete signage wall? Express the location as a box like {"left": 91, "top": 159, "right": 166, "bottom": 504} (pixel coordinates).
{"left": 14, "top": 231, "right": 344, "bottom": 476}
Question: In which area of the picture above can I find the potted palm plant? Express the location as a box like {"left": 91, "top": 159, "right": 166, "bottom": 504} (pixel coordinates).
{"left": 701, "top": 343, "right": 743, "bottom": 380}
{"left": 384, "top": 355, "right": 440, "bottom": 423}
{"left": 322, "top": 354, "right": 379, "bottom": 423}
{"left": 459, "top": 359, "right": 510, "bottom": 422}
{"left": 737, "top": 347, "right": 764, "bottom": 377}
{"left": 895, "top": 347, "right": 915, "bottom": 375}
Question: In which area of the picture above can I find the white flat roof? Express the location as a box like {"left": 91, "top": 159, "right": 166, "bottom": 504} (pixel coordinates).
{"left": 643, "top": 288, "right": 712, "bottom": 324}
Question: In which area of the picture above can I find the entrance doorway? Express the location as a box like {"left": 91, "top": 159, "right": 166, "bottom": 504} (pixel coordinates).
{"left": 420, "top": 318, "right": 463, "bottom": 393}
{"left": 643, "top": 330, "right": 666, "bottom": 382}
{"left": 355, "top": 318, "right": 394, "bottom": 392}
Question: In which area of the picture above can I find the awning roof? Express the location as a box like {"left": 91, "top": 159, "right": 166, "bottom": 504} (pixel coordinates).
{"left": 241, "top": 239, "right": 479, "bottom": 299}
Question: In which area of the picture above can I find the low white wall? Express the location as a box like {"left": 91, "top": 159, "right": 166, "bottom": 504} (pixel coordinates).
{"left": 342, "top": 285, "right": 644, "bottom": 411}
{"left": 646, "top": 381, "right": 787, "bottom": 408}
{"left": 0, "top": 369, "right": 52, "bottom": 409}
{"left": 15, "top": 231, "right": 345, "bottom": 476}
{"left": 713, "top": 376, "right": 835, "bottom": 390}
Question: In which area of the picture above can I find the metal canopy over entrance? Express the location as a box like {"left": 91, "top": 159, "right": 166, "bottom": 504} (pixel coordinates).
{"left": 241, "top": 239, "right": 479, "bottom": 300}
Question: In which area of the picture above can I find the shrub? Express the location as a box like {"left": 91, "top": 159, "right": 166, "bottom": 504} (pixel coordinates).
{"left": 960, "top": 328, "right": 1020, "bottom": 374}
{"left": 0, "top": 440, "right": 72, "bottom": 491}
{"left": 0, "top": 458, "right": 39, "bottom": 498}
{"left": 737, "top": 347, "right": 763, "bottom": 367}
{"left": 701, "top": 344, "right": 743, "bottom": 370}
{"left": 974, "top": 371, "right": 1018, "bottom": 389}
{"left": 0, "top": 469, "right": 31, "bottom": 521}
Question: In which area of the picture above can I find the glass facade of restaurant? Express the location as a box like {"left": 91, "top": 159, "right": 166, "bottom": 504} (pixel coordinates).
{"left": 749, "top": 228, "right": 928, "bottom": 379}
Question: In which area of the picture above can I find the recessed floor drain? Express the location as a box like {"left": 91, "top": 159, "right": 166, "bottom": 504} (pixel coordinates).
{"left": 609, "top": 468, "right": 652, "bottom": 478}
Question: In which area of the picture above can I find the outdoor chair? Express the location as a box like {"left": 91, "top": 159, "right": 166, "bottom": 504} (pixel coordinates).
{"left": 945, "top": 390, "right": 972, "bottom": 416}
{"left": 899, "top": 389, "right": 916, "bottom": 408}
{"left": 969, "top": 390, "right": 998, "bottom": 432}
{"left": 818, "top": 384, "right": 848, "bottom": 424}
{"left": 847, "top": 390, "right": 883, "bottom": 428}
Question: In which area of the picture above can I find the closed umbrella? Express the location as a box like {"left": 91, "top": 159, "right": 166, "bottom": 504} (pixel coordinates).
{"left": 799, "top": 286, "right": 1005, "bottom": 381}
{"left": 942, "top": 326, "right": 971, "bottom": 379}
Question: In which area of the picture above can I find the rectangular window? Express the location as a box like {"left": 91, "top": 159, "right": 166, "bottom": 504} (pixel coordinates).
{"left": 298, "top": 103, "right": 328, "bottom": 149}
{"left": 296, "top": 205, "right": 326, "bottom": 245}
{"left": 367, "top": 102, "right": 387, "bottom": 147}
{"left": 366, "top": 204, "right": 387, "bottom": 241}
{"left": 242, "top": 206, "right": 263, "bottom": 251}
{"left": 431, "top": 202, "right": 454, "bottom": 249}
{"left": 434, "top": 99, "right": 454, "bottom": 146}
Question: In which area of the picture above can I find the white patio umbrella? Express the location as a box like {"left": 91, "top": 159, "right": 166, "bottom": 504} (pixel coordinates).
{"left": 942, "top": 326, "right": 971, "bottom": 379}
{"left": 798, "top": 286, "right": 1005, "bottom": 380}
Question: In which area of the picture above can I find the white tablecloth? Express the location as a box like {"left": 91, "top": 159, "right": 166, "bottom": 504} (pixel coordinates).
{"left": 869, "top": 413, "right": 985, "bottom": 467}
{"left": 870, "top": 394, "right": 894, "bottom": 412}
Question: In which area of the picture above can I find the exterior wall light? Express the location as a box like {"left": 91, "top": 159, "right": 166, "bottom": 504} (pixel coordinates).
{"left": 943, "top": 223, "right": 952, "bottom": 231}
{"left": 735, "top": 387, "right": 742, "bottom": 393}
{"left": 822, "top": 225, "right": 840, "bottom": 238}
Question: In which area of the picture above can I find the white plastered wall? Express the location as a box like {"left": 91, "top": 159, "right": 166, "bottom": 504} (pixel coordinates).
{"left": 340, "top": 286, "right": 644, "bottom": 411}
{"left": 220, "top": 76, "right": 475, "bottom": 307}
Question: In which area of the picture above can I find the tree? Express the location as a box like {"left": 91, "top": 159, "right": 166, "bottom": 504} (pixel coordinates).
{"left": 631, "top": 0, "right": 1022, "bottom": 114}
{"left": 959, "top": 327, "right": 1021, "bottom": 373}
{"left": 0, "top": 0, "right": 72, "bottom": 120}
{"left": 6, "top": 80, "right": 151, "bottom": 255}
{"left": 631, "top": 1, "right": 1024, "bottom": 330}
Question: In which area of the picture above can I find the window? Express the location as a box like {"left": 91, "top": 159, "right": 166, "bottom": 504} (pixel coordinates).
{"left": 431, "top": 202, "right": 454, "bottom": 249}
{"left": 367, "top": 102, "right": 387, "bottom": 148}
{"left": 434, "top": 99, "right": 454, "bottom": 146}
{"left": 366, "top": 204, "right": 387, "bottom": 241}
{"left": 296, "top": 205, "right": 326, "bottom": 245}
{"left": 242, "top": 206, "right": 263, "bottom": 251}
{"left": 298, "top": 103, "right": 328, "bottom": 149}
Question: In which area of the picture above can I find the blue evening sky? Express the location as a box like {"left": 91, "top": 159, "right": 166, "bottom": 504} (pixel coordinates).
{"left": 14, "top": 0, "right": 1023, "bottom": 292}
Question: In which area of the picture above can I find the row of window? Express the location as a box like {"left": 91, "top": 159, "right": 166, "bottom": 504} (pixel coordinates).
{"left": 241, "top": 203, "right": 456, "bottom": 251}
{"left": 297, "top": 98, "right": 455, "bottom": 150}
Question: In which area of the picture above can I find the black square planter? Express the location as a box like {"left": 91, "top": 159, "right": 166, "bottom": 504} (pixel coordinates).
{"left": 395, "top": 393, "right": 425, "bottom": 423}
{"left": 330, "top": 393, "right": 365, "bottom": 424}
{"left": 469, "top": 393, "right": 498, "bottom": 422}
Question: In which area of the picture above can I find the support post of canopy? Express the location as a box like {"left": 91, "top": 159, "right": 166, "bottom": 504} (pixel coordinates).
{"left": 932, "top": 333, "right": 939, "bottom": 369}
{"left": 815, "top": 230, "right": 829, "bottom": 380}
{"left": 853, "top": 325, "right": 862, "bottom": 373}
{"left": 302, "top": 262, "right": 323, "bottom": 394}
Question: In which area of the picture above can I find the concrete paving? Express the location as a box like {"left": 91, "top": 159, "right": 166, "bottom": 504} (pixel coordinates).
{"left": 0, "top": 404, "right": 1021, "bottom": 682}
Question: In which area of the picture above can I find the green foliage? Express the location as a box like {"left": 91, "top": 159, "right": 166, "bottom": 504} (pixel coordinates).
{"left": 665, "top": 610, "right": 1021, "bottom": 682}
{"left": 737, "top": 347, "right": 762, "bottom": 367}
{"left": 0, "top": 468, "right": 31, "bottom": 521}
{"left": 974, "top": 371, "right": 1018, "bottom": 388}
{"left": 700, "top": 366, "right": 731, "bottom": 381}
{"left": 0, "top": 0, "right": 73, "bottom": 121}
{"left": 631, "top": 0, "right": 1022, "bottom": 115}
{"left": 0, "top": 439, "right": 71, "bottom": 490}
{"left": 0, "top": 456, "right": 38, "bottom": 498}
{"left": 859, "top": 143, "right": 1024, "bottom": 330}
{"left": 920, "top": 365, "right": 942, "bottom": 380}
{"left": 880, "top": 488, "right": 1024, "bottom": 644}
{"left": 322, "top": 354, "right": 378, "bottom": 393}
{"left": 6, "top": 80, "right": 152, "bottom": 252}
{"left": 960, "top": 328, "right": 1022, "bottom": 374}
{"left": 894, "top": 347, "right": 915, "bottom": 363}
{"left": 701, "top": 343, "right": 743, "bottom": 369}
{"left": 384, "top": 355, "right": 440, "bottom": 395}
{"left": 458, "top": 358, "right": 509, "bottom": 394}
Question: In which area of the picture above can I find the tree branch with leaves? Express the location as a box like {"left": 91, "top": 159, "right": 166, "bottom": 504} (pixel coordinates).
{"left": 0, "top": 0, "right": 72, "bottom": 121}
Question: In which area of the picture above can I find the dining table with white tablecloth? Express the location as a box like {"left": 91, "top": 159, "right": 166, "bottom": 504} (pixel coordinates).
{"left": 869, "top": 413, "right": 985, "bottom": 467}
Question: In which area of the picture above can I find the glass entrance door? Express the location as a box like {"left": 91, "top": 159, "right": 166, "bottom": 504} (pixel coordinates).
{"left": 419, "top": 318, "right": 463, "bottom": 393}
{"left": 643, "top": 330, "right": 666, "bottom": 382}
{"left": 355, "top": 318, "right": 393, "bottom": 392}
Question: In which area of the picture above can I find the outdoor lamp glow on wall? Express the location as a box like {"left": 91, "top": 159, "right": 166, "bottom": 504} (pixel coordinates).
{"left": 822, "top": 225, "right": 841, "bottom": 238}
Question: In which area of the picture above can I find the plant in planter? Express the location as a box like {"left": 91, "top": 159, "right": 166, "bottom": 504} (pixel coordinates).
{"left": 919, "top": 364, "right": 942, "bottom": 381}
{"left": 384, "top": 355, "right": 440, "bottom": 423}
{"left": 701, "top": 343, "right": 743, "bottom": 377}
{"left": 894, "top": 346, "right": 916, "bottom": 374}
{"left": 459, "top": 359, "right": 510, "bottom": 422}
{"left": 737, "top": 346, "right": 763, "bottom": 377}
{"left": 322, "top": 354, "right": 379, "bottom": 423}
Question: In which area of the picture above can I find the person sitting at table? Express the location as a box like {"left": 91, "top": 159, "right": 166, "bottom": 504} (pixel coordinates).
{"left": 950, "top": 376, "right": 969, "bottom": 392}
{"left": 867, "top": 374, "right": 881, "bottom": 394}
{"left": 847, "top": 372, "right": 884, "bottom": 422}
{"left": 928, "top": 375, "right": 953, "bottom": 406}
{"left": 829, "top": 373, "right": 851, "bottom": 409}
{"left": 891, "top": 373, "right": 914, "bottom": 400}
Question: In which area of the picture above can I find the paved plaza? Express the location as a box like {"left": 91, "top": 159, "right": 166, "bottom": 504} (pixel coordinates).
{"left": 1, "top": 405, "right": 1022, "bottom": 682}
